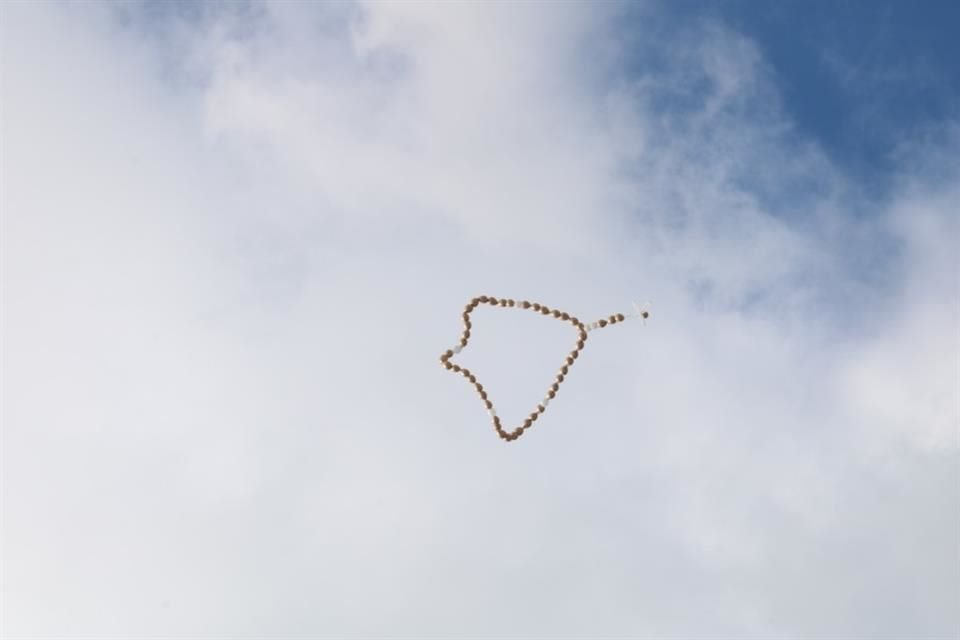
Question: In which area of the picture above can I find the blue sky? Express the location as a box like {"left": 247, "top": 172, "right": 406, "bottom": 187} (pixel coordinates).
{"left": 3, "top": 1, "right": 958, "bottom": 637}
{"left": 657, "top": 0, "right": 960, "bottom": 189}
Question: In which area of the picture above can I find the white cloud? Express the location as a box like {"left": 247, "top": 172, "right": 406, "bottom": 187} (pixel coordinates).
{"left": 2, "top": 1, "right": 957, "bottom": 637}
{"left": 840, "top": 177, "right": 960, "bottom": 453}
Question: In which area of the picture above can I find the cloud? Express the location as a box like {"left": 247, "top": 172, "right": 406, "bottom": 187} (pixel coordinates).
{"left": 839, "top": 172, "right": 960, "bottom": 454}
{"left": 2, "top": 1, "right": 957, "bottom": 637}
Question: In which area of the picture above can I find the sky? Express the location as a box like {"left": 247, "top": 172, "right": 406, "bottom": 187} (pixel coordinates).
{"left": 1, "top": 1, "right": 958, "bottom": 638}
{"left": 684, "top": 0, "right": 960, "bottom": 189}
